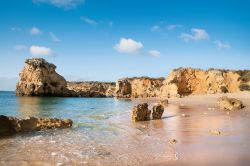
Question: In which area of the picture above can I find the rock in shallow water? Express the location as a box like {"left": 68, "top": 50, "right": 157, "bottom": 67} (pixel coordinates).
{"left": 131, "top": 103, "right": 151, "bottom": 121}
{"left": 217, "top": 96, "right": 244, "bottom": 111}
{"left": 152, "top": 104, "right": 165, "bottom": 119}
{"left": 0, "top": 115, "right": 73, "bottom": 136}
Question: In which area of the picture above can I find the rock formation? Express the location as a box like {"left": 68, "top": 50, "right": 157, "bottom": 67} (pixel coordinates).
{"left": 16, "top": 59, "right": 250, "bottom": 98}
{"left": 67, "top": 81, "right": 116, "bottom": 97}
{"left": 152, "top": 104, "right": 165, "bottom": 119}
{"left": 131, "top": 103, "right": 151, "bottom": 121}
{"left": 16, "top": 58, "right": 115, "bottom": 97}
{"left": 217, "top": 96, "right": 244, "bottom": 111}
{"left": 16, "top": 58, "right": 70, "bottom": 96}
{"left": 0, "top": 115, "right": 73, "bottom": 136}
{"left": 115, "top": 77, "right": 164, "bottom": 98}
{"left": 116, "top": 68, "right": 250, "bottom": 98}
{"left": 160, "top": 68, "right": 247, "bottom": 97}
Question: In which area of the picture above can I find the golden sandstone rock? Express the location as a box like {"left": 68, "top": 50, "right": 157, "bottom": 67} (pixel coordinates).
{"left": 16, "top": 58, "right": 115, "bottom": 97}
{"left": 131, "top": 103, "right": 151, "bottom": 121}
{"left": 152, "top": 104, "right": 165, "bottom": 119}
{"left": 16, "top": 59, "right": 250, "bottom": 98}
{"left": 0, "top": 115, "right": 73, "bottom": 136}
{"left": 217, "top": 96, "right": 244, "bottom": 111}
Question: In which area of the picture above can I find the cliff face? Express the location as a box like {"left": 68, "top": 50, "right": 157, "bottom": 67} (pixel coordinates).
{"left": 16, "top": 58, "right": 115, "bottom": 97}
{"left": 67, "top": 81, "right": 116, "bottom": 97}
{"left": 16, "top": 59, "right": 249, "bottom": 98}
{"left": 115, "top": 68, "right": 250, "bottom": 98}
{"left": 16, "top": 58, "right": 69, "bottom": 96}
{"left": 115, "top": 77, "right": 164, "bottom": 98}
{"left": 160, "top": 68, "right": 243, "bottom": 97}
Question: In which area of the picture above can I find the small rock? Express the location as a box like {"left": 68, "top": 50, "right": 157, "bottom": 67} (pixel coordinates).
{"left": 209, "top": 129, "right": 221, "bottom": 135}
{"left": 131, "top": 103, "right": 151, "bottom": 121}
{"left": 168, "top": 139, "right": 178, "bottom": 144}
{"left": 217, "top": 96, "right": 244, "bottom": 111}
{"left": 152, "top": 104, "right": 165, "bottom": 119}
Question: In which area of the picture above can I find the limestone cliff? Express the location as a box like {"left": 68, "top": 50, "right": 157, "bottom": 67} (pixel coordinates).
{"left": 115, "top": 68, "right": 250, "bottom": 98}
{"left": 67, "top": 81, "right": 116, "bottom": 97}
{"left": 160, "top": 68, "right": 250, "bottom": 97}
{"left": 16, "top": 58, "right": 116, "bottom": 97}
{"left": 115, "top": 77, "right": 164, "bottom": 98}
{"left": 16, "top": 59, "right": 249, "bottom": 98}
{"left": 16, "top": 58, "right": 69, "bottom": 96}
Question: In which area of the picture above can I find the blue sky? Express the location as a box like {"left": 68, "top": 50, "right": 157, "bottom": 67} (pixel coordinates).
{"left": 0, "top": 0, "right": 250, "bottom": 90}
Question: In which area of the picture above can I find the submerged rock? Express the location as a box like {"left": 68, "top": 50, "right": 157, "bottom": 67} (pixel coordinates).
{"left": 0, "top": 115, "right": 73, "bottom": 137}
{"left": 131, "top": 103, "right": 151, "bottom": 121}
{"left": 217, "top": 96, "right": 244, "bottom": 111}
{"left": 152, "top": 104, "right": 165, "bottom": 119}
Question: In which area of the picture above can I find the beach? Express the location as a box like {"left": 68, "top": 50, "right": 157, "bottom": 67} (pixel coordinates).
{"left": 0, "top": 92, "right": 250, "bottom": 165}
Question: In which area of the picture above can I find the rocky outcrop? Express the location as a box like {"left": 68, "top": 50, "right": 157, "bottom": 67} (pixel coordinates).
{"left": 217, "top": 96, "right": 244, "bottom": 111}
{"left": 115, "top": 77, "right": 164, "bottom": 98}
{"left": 16, "top": 58, "right": 115, "bottom": 97}
{"left": 16, "top": 59, "right": 250, "bottom": 98}
{"left": 160, "top": 68, "right": 246, "bottom": 97}
{"left": 67, "top": 81, "right": 116, "bottom": 97}
{"left": 116, "top": 68, "right": 250, "bottom": 98}
{"left": 16, "top": 58, "right": 70, "bottom": 96}
{"left": 152, "top": 104, "right": 165, "bottom": 119}
{"left": 0, "top": 115, "right": 73, "bottom": 136}
{"left": 131, "top": 103, "right": 151, "bottom": 121}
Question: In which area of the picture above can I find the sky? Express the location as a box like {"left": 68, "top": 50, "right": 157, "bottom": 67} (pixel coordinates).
{"left": 0, "top": 0, "right": 250, "bottom": 90}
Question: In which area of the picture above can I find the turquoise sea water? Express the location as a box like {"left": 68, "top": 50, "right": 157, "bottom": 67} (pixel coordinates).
{"left": 0, "top": 91, "right": 175, "bottom": 165}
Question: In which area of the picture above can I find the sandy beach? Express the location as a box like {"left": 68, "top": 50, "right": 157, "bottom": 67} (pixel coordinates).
{"left": 153, "top": 92, "right": 250, "bottom": 166}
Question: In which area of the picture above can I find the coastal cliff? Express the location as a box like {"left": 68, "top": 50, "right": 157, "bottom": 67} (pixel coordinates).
{"left": 16, "top": 59, "right": 249, "bottom": 98}
{"left": 16, "top": 58, "right": 69, "bottom": 96}
{"left": 16, "top": 58, "right": 115, "bottom": 97}
{"left": 115, "top": 77, "right": 164, "bottom": 98}
{"left": 116, "top": 68, "right": 250, "bottom": 98}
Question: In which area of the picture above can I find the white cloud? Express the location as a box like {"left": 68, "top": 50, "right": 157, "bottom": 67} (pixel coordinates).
{"left": 49, "top": 32, "right": 61, "bottom": 42}
{"left": 114, "top": 38, "right": 143, "bottom": 54}
{"left": 15, "top": 45, "right": 27, "bottom": 51}
{"left": 33, "top": 0, "right": 85, "bottom": 9}
{"left": 180, "top": 28, "right": 209, "bottom": 42}
{"left": 149, "top": 50, "right": 160, "bottom": 57}
{"left": 167, "top": 24, "right": 181, "bottom": 30}
{"left": 214, "top": 40, "right": 231, "bottom": 50}
{"left": 80, "top": 16, "right": 98, "bottom": 26}
{"left": 151, "top": 25, "right": 160, "bottom": 32}
{"left": 29, "top": 46, "right": 53, "bottom": 56}
{"left": 30, "top": 27, "right": 42, "bottom": 35}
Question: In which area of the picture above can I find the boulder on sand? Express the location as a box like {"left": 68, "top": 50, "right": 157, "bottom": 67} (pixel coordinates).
{"left": 131, "top": 103, "right": 151, "bottom": 121}
{"left": 152, "top": 104, "right": 165, "bottom": 119}
{"left": 217, "top": 96, "right": 244, "bottom": 111}
{"left": 0, "top": 115, "right": 73, "bottom": 137}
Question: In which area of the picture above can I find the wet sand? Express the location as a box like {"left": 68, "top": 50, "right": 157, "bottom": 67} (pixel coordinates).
{"left": 0, "top": 92, "right": 250, "bottom": 165}
{"left": 158, "top": 92, "right": 250, "bottom": 166}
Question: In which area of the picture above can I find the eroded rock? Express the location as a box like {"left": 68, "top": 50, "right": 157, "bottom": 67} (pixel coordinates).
{"left": 16, "top": 58, "right": 69, "bottom": 96}
{"left": 0, "top": 115, "right": 73, "bottom": 137}
{"left": 217, "top": 96, "right": 244, "bottom": 111}
{"left": 131, "top": 103, "right": 151, "bottom": 121}
{"left": 152, "top": 104, "right": 165, "bottom": 119}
